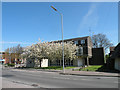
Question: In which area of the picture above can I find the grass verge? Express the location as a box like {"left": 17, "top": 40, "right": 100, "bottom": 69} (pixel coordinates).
{"left": 76, "top": 65, "right": 102, "bottom": 71}
{"left": 34, "top": 66, "right": 76, "bottom": 70}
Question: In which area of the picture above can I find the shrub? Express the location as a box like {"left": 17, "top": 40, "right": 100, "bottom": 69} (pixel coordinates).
{"left": 7, "top": 63, "right": 15, "bottom": 67}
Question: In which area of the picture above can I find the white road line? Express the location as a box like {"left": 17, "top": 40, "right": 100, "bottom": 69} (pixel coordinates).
{"left": 71, "top": 78, "right": 92, "bottom": 81}
{"left": 114, "top": 81, "right": 118, "bottom": 83}
{"left": 73, "top": 79, "right": 79, "bottom": 80}
{"left": 53, "top": 77, "right": 70, "bottom": 80}
{"left": 81, "top": 79, "right": 91, "bottom": 81}
{"left": 99, "top": 77, "right": 118, "bottom": 79}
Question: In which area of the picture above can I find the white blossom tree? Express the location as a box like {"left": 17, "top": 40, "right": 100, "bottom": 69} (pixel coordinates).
{"left": 22, "top": 40, "right": 77, "bottom": 67}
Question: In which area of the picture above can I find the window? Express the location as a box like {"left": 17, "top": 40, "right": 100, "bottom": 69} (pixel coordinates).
{"left": 77, "top": 46, "right": 83, "bottom": 56}
{"left": 78, "top": 47, "right": 83, "bottom": 55}
{"left": 81, "top": 40, "right": 85, "bottom": 44}
{"left": 74, "top": 40, "right": 78, "bottom": 44}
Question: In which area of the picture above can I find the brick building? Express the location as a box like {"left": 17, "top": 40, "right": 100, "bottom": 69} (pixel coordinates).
{"left": 50, "top": 36, "right": 93, "bottom": 66}
{"left": 0, "top": 52, "right": 21, "bottom": 64}
{"left": 51, "top": 36, "right": 105, "bottom": 67}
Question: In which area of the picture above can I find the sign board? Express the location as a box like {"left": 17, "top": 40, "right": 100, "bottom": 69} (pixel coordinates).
{"left": 0, "top": 59, "right": 5, "bottom": 61}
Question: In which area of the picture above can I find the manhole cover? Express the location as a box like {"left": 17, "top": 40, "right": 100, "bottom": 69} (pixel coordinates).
{"left": 96, "top": 78, "right": 101, "bottom": 79}
{"left": 31, "top": 84, "right": 38, "bottom": 87}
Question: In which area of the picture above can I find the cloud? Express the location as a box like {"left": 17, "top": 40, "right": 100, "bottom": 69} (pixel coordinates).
{"left": 82, "top": 4, "right": 97, "bottom": 23}
{"left": 77, "top": 3, "right": 99, "bottom": 35}
{"left": 0, "top": 41, "right": 32, "bottom": 45}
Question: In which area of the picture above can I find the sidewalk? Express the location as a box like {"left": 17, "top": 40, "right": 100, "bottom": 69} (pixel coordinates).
{"left": 2, "top": 78, "right": 36, "bottom": 88}
{"left": 60, "top": 70, "right": 119, "bottom": 77}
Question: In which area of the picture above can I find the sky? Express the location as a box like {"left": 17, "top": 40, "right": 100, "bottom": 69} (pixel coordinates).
{"left": 2, "top": 2, "right": 118, "bottom": 51}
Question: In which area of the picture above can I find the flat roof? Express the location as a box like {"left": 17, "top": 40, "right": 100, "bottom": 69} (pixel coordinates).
{"left": 52, "top": 36, "right": 90, "bottom": 43}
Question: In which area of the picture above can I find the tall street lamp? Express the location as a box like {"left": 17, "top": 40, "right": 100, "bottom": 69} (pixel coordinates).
{"left": 51, "top": 6, "right": 65, "bottom": 73}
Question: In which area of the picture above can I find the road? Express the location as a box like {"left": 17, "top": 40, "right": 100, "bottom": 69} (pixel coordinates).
{"left": 2, "top": 68, "right": 119, "bottom": 88}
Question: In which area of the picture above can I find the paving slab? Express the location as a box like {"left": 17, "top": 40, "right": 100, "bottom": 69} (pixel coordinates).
{"left": 2, "top": 78, "right": 37, "bottom": 88}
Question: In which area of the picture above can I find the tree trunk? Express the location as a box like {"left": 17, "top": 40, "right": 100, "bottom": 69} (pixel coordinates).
{"left": 70, "top": 59, "right": 71, "bottom": 66}
{"left": 87, "top": 57, "right": 89, "bottom": 66}
{"left": 48, "top": 59, "right": 50, "bottom": 66}
{"left": 60, "top": 59, "right": 61, "bottom": 66}
{"left": 39, "top": 60, "right": 41, "bottom": 67}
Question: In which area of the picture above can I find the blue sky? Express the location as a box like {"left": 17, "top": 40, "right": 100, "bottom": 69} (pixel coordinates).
{"left": 2, "top": 2, "right": 118, "bottom": 51}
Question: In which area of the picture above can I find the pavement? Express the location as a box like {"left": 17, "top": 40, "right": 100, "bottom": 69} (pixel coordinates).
{"left": 60, "top": 70, "right": 119, "bottom": 77}
{"left": 2, "top": 78, "right": 36, "bottom": 88}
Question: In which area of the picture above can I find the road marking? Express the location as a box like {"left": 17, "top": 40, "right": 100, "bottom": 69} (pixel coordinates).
{"left": 73, "top": 79, "right": 79, "bottom": 80}
{"left": 114, "top": 81, "right": 118, "bottom": 83}
{"left": 81, "top": 79, "right": 91, "bottom": 81}
{"left": 98, "top": 77, "right": 117, "bottom": 79}
{"left": 53, "top": 77, "right": 69, "bottom": 80}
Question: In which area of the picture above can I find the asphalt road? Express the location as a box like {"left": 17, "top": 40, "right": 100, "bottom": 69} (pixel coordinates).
{"left": 2, "top": 68, "right": 119, "bottom": 88}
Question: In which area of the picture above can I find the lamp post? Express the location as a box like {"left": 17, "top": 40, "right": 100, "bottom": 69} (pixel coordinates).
{"left": 51, "top": 6, "right": 65, "bottom": 73}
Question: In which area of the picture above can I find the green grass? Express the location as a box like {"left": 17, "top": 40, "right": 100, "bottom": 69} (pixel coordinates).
{"left": 34, "top": 66, "right": 76, "bottom": 70}
{"left": 64, "top": 66, "right": 76, "bottom": 69}
{"left": 34, "top": 66, "right": 62, "bottom": 69}
{"left": 77, "top": 65, "right": 102, "bottom": 71}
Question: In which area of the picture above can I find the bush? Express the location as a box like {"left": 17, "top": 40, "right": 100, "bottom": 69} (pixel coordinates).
{"left": 7, "top": 63, "right": 15, "bottom": 67}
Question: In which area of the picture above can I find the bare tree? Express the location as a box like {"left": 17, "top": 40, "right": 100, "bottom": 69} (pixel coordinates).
{"left": 4, "top": 48, "right": 10, "bottom": 63}
{"left": 14, "top": 44, "right": 23, "bottom": 59}
{"left": 5, "top": 44, "right": 23, "bottom": 63}
{"left": 92, "top": 33, "right": 113, "bottom": 50}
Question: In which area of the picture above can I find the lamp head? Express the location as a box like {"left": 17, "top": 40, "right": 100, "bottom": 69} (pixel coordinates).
{"left": 51, "top": 6, "right": 57, "bottom": 11}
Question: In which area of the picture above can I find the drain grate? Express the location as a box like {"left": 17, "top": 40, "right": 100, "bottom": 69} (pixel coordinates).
{"left": 31, "top": 84, "right": 38, "bottom": 87}
{"left": 96, "top": 78, "right": 101, "bottom": 79}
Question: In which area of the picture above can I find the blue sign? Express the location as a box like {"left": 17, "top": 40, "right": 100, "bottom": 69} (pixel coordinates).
{"left": 0, "top": 59, "right": 5, "bottom": 61}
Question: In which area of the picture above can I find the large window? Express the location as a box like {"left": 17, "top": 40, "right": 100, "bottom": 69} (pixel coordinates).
{"left": 74, "top": 40, "right": 78, "bottom": 44}
{"left": 81, "top": 40, "right": 85, "bottom": 44}
{"left": 77, "top": 46, "right": 83, "bottom": 56}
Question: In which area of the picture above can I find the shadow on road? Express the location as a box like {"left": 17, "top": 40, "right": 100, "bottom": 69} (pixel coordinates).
{"left": 96, "top": 65, "right": 120, "bottom": 73}
{"left": 2, "top": 75, "right": 14, "bottom": 77}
